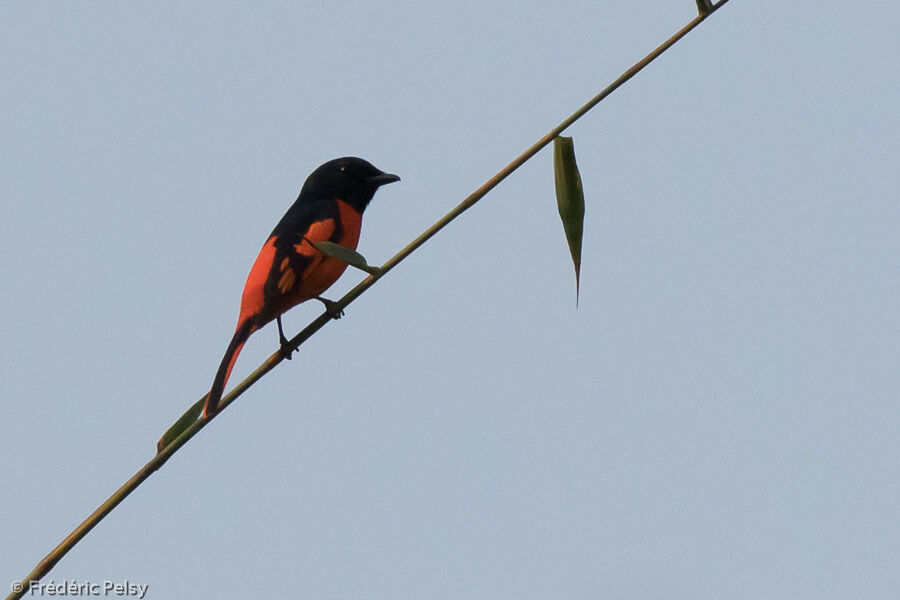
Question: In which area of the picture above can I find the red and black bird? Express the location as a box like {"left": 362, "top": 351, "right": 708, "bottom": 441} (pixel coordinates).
{"left": 203, "top": 157, "right": 399, "bottom": 417}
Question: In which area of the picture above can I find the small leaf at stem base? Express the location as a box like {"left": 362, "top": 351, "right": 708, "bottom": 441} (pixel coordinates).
{"left": 157, "top": 397, "right": 204, "bottom": 453}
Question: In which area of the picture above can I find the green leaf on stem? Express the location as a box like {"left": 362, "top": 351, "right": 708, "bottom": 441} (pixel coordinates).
{"left": 156, "top": 397, "right": 204, "bottom": 453}
{"left": 553, "top": 136, "right": 585, "bottom": 305}
{"left": 309, "top": 240, "right": 381, "bottom": 275}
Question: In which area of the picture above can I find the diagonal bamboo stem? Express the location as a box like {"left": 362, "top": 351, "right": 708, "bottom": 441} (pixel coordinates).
{"left": 6, "top": 2, "right": 731, "bottom": 597}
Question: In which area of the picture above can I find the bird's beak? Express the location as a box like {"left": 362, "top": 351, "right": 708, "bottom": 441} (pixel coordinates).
{"left": 368, "top": 172, "right": 401, "bottom": 186}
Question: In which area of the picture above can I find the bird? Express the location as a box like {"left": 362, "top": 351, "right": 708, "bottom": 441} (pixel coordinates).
{"left": 202, "top": 157, "right": 400, "bottom": 417}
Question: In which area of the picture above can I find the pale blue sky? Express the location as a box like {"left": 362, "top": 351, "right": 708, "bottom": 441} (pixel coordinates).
{"left": 3, "top": 2, "right": 900, "bottom": 598}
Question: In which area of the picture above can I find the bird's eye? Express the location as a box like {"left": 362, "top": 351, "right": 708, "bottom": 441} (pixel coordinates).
{"left": 339, "top": 165, "right": 348, "bottom": 177}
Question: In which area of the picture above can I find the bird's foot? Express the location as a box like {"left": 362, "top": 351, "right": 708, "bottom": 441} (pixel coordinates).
{"left": 280, "top": 341, "right": 297, "bottom": 360}
{"left": 316, "top": 296, "right": 344, "bottom": 320}
{"left": 277, "top": 320, "right": 297, "bottom": 360}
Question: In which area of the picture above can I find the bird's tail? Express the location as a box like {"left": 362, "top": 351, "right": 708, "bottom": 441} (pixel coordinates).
{"left": 204, "top": 319, "right": 255, "bottom": 417}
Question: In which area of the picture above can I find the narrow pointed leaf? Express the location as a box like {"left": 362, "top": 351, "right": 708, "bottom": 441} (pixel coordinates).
{"left": 309, "top": 240, "right": 381, "bottom": 275}
{"left": 157, "top": 397, "right": 205, "bottom": 453}
{"left": 553, "top": 136, "right": 585, "bottom": 304}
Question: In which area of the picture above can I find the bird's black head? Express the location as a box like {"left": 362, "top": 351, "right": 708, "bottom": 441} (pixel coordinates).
{"left": 301, "top": 157, "right": 400, "bottom": 214}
